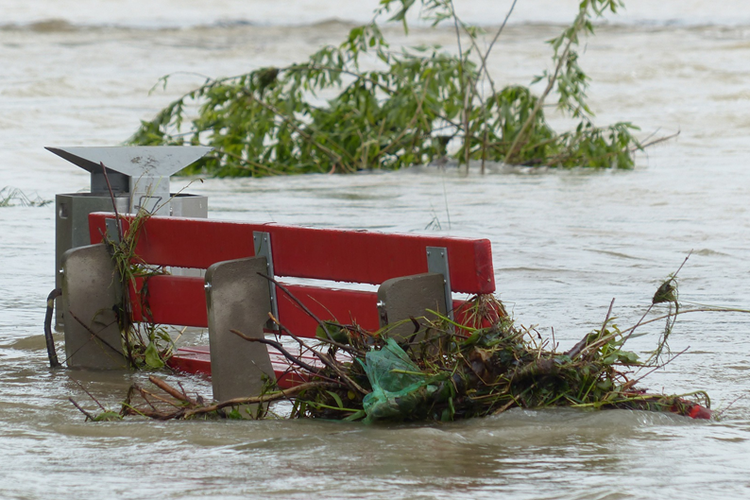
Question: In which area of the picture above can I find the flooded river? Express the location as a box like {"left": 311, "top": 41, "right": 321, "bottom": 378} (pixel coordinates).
{"left": 2, "top": 1, "right": 750, "bottom": 498}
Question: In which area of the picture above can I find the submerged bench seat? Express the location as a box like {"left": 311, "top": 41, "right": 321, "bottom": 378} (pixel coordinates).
{"left": 61, "top": 212, "right": 496, "bottom": 399}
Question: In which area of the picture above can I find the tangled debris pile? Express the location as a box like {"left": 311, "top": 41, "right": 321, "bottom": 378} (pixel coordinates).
{"left": 112, "top": 283, "right": 712, "bottom": 423}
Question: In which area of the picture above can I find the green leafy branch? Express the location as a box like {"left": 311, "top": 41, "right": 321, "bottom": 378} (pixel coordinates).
{"left": 129, "top": 0, "right": 645, "bottom": 176}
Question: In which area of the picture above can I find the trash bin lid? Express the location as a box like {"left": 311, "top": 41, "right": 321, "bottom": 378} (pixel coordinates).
{"left": 45, "top": 146, "right": 212, "bottom": 178}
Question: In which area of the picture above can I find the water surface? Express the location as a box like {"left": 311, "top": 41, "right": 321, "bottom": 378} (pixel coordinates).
{"left": 2, "top": 2, "right": 750, "bottom": 498}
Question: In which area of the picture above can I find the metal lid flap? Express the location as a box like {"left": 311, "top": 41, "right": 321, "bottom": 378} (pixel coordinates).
{"left": 45, "top": 146, "right": 212, "bottom": 177}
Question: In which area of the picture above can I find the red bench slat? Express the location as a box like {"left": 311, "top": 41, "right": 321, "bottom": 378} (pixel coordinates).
{"left": 130, "top": 276, "right": 207, "bottom": 327}
{"left": 276, "top": 284, "right": 381, "bottom": 334}
{"left": 130, "top": 275, "right": 476, "bottom": 337}
{"left": 89, "top": 213, "right": 495, "bottom": 294}
{"left": 167, "top": 346, "right": 309, "bottom": 388}
{"left": 167, "top": 346, "right": 211, "bottom": 376}
{"left": 128, "top": 275, "right": 381, "bottom": 335}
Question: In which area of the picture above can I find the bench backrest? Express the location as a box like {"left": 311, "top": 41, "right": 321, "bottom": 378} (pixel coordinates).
{"left": 88, "top": 212, "right": 496, "bottom": 336}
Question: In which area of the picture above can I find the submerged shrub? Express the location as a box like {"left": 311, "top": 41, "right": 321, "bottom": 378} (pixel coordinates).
{"left": 129, "top": 0, "right": 642, "bottom": 176}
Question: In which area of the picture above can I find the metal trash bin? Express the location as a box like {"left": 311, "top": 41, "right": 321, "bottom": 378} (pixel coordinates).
{"left": 49, "top": 146, "right": 212, "bottom": 329}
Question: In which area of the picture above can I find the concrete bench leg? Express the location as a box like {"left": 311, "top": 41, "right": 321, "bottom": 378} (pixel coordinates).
{"left": 61, "top": 243, "right": 128, "bottom": 369}
{"left": 377, "top": 272, "right": 448, "bottom": 344}
{"left": 206, "top": 257, "right": 274, "bottom": 415}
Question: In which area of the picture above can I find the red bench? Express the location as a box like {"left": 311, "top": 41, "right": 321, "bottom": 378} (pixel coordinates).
{"left": 61, "top": 212, "right": 496, "bottom": 402}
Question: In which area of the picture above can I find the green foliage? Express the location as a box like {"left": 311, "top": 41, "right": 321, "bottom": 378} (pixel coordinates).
{"left": 316, "top": 321, "right": 351, "bottom": 344}
{"left": 131, "top": 324, "right": 173, "bottom": 370}
{"left": 92, "top": 411, "right": 123, "bottom": 422}
{"left": 106, "top": 209, "right": 175, "bottom": 370}
{"left": 129, "top": 0, "right": 642, "bottom": 176}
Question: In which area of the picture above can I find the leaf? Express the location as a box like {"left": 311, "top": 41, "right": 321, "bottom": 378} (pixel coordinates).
{"left": 93, "top": 411, "right": 122, "bottom": 422}
{"left": 343, "top": 409, "right": 367, "bottom": 421}
{"left": 315, "top": 322, "right": 349, "bottom": 344}
{"left": 617, "top": 350, "right": 640, "bottom": 365}
{"left": 653, "top": 279, "right": 677, "bottom": 304}
{"left": 327, "top": 391, "right": 345, "bottom": 409}
{"left": 144, "top": 341, "right": 165, "bottom": 369}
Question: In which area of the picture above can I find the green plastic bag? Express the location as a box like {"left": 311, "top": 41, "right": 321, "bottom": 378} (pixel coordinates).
{"left": 360, "top": 339, "right": 430, "bottom": 422}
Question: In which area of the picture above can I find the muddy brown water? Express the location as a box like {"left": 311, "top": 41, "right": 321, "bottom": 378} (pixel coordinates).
{"left": 2, "top": 2, "right": 750, "bottom": 498}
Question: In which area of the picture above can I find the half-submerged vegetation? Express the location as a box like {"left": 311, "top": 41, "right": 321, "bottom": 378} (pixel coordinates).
{"left": 129, "top": 0, "right": 647, "bottom": 176}
{"left": 0, "top": 186, "right": 51, "bottom": 207}
{"left": 105, "top": 208, "right": 176, "bottom": 371}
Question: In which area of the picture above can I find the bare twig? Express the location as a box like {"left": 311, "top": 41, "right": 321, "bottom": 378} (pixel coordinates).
{"left": 505, "top": 10, "right": 587, "bottom": 164}
{"left": 100, "top": 162, "right": 124, "bottom": 242}
{"left": 69, "top": 397, "right": 97, "bottom": 421}
{"left": 639, "top": 130, "right": 680, "bottom": 150}
{"left": 182, "top": 381, "right": 339, "bottom": 418}
{"left": 66, "top": 310, "right": 123, "bottom": 359}
{"left": 630, "top": 347, "right": 690, "bottom": 385}
{"left": 567, "top": 298, "right": 615, "bottom": 359}
{"left": 229, "top": 329, "right": 322, "bottom": 374}
{"left": 135, "top": 386, "right": 184, "bottom": 409}
{"left": 72, "top": 379, "right": 108, "bottom": 411}
{"left": 256, "top": 273, "right": 354, "bottom": 353}
{"left": 149, "top": 375, "right": 199, "bottom": 406}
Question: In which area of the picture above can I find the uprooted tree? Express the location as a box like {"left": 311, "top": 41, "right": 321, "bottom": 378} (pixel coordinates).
{"left": 128, "top": 0, "right": 649, "bottom": 176}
